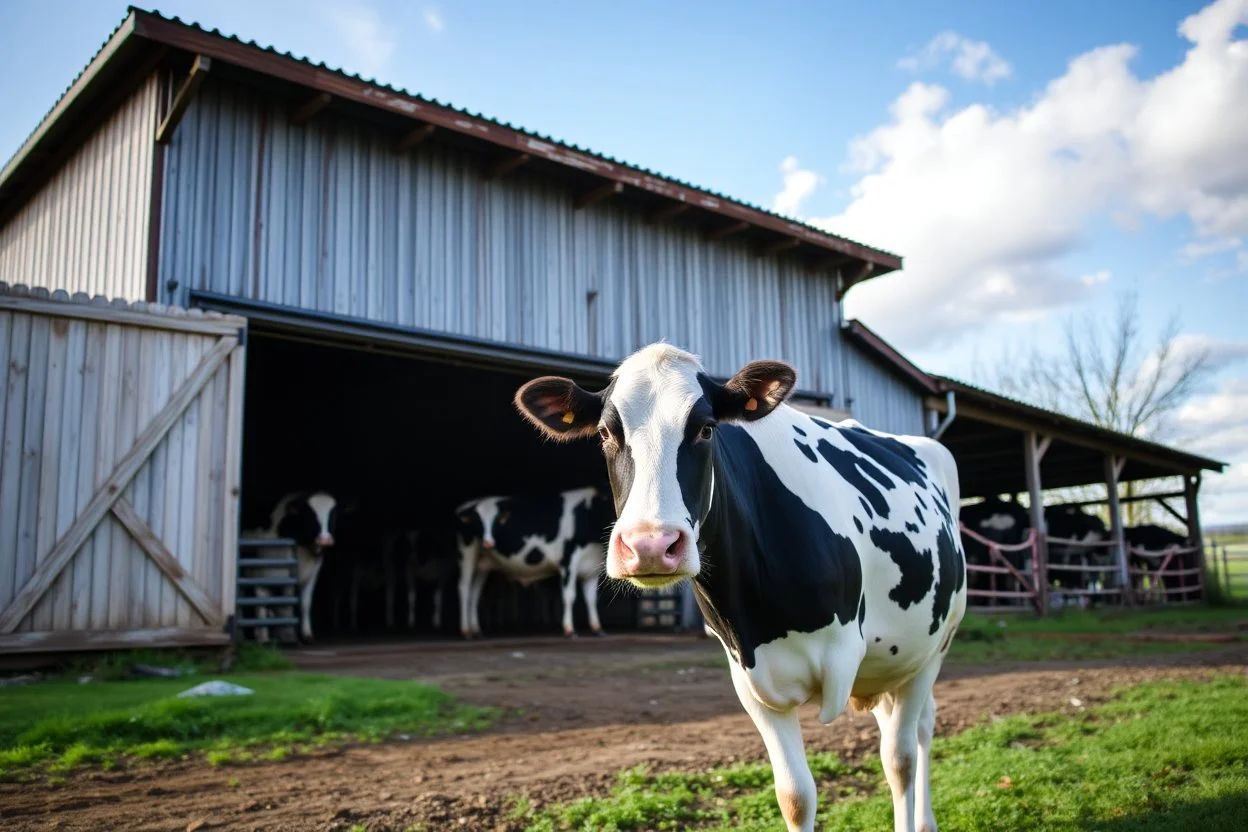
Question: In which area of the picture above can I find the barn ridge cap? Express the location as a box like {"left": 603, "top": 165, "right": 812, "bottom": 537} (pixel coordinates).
{"left": 0, "top": 7, "right": 901, "bottom": 293}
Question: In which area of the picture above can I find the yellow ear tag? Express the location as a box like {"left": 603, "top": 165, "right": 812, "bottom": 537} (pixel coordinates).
{"left": 561, "top": 411, "right": 576, "bottom": 424}
{"left": 744, "top": 398, "right": 759, "bottom": 412}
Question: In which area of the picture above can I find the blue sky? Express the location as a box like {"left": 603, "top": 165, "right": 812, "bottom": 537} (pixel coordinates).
{"left": 1, "top": 0, "right": 1245, "bottom": 521}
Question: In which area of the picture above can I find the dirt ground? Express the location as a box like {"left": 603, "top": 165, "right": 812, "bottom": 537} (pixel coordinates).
{"left": 3, "top": 635, "right": 1246, "bottom": 832}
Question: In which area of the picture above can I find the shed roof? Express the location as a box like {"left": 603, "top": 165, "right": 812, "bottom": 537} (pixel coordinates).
{"left": 841, "top": 318, "right": 1224, "bottom": 497}
{"left": 0, "top": 7, "right": 900, "bottom": 291}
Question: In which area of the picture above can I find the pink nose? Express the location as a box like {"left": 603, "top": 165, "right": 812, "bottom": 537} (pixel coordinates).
{"left": 482, "top": 538, "right": 495, "bottom": 550}
{"left": 619, "top": 528, "right": 683, "bottom": 574}
{"left": 316, "top": 533, "right": 334, "bottom": 548}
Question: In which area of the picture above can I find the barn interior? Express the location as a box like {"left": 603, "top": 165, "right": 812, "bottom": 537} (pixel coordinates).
{"left": 238, "top": 331, "right": 639, "bottom": 642}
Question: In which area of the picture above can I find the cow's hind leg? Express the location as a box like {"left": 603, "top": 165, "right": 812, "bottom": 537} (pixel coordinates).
{"left": 728, "top": 662, "right": 815, "bottom": 832}
{"left": 581, "top": 574, "right": 603, "bottom": 635}
{"left": 559, "top": 567, "right": 578, "bottom": 637}
{"left": 873, "top": 659, "right": 943, "bottom": 832}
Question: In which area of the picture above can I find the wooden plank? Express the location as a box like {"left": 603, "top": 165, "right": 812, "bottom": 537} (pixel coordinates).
{"left": 13, "top": 316, "right": 49, "bottom": 632}
{"left": 191, "top": 345, "right": 216, "bottom": 621}
{"left": 128, "top": 326, "right": 152, "bottom": 628}
{"left": 0, "top": 627, "right": 230, "bottom": 655}
{"left": 0, "top": 295, "right": 243, "bottom": 336}
{"left": 89, "top": 319, "right": 122, "bottom": 629}
{"left": 220, "top": 342, "right": 245, "bottom": 620}
{"left": 159, "top": 329, "right": 186, "bottom": 627}
{"left": 110, "top": 498, "right": 224, "bottom": 627}
{"left": 574, "top": 181, "right": 623, "bottom": 210}
{"left": 31, "top": 314, "right": 69, "bottom": 632}
{"left": 1105, "top": 454, "right": 1130, "bottom": 604}
{"left": 482, "top": 152, "right": 530, "bottom": 180}
{"left": 108, "top": 322, "right": 139, "bottom": 629}
{"left": 1023, "top": 431, "right": 1048, "bottom": 614}
{"left": 393, "top": 123, "right": 435, "bottom": 153}
{"left": 0, "top": 311, "right": 24, "bottom": 613}
{"left": 71, "top": 318, "right": 105, "bottom": 630}
{"left": 0, "top": 335, "right": 236, "bottom": 634}
{"left": 155, "top": 54, "right": 212, "bottom": 144}
{"left": 176, "top": 331, "right": 203, "bottom": 627}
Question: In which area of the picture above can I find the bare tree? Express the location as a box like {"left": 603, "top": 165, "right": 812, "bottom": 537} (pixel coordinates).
{"left": 973, "top": 290, "right": 1212, "bottom": 524}
{"left": 983, "top": 290, "right": 1211, "bottom": 440}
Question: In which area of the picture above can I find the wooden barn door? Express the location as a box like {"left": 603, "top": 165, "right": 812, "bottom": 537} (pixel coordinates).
{"left": 0, "top": 285, "right": 246, "bottom": 653}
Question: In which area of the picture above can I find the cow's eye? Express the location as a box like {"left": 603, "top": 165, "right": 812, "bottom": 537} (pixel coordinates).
{"left": 698, "top": 424, "right": 715, "bottom": 442}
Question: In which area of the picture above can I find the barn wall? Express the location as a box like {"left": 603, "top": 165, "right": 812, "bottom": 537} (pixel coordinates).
{"left": 0, "top": 75, "right": 160, "bottom": 301}
{"left": 843, "top": 342, "right": 928, "bottom": 435}
{"left": 0, "top": 284, "right": 244, "bottom": 652}
{"left": 158, "top": 79, "right": 864, "bottom": 401}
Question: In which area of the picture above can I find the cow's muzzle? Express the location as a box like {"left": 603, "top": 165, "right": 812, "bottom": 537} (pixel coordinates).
{"left": 612, "top": 526, "right": 689, "bottom": 588}
{"left": 315, "top": 533, "right": 334, "bottom": 548}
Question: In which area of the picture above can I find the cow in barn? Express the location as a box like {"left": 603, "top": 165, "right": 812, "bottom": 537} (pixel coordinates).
{"left": 1044, "top": 505, "right": 1111, "bottom": 604}
{"left": 515, "top": 344, "right": 966, "bottom": 832}
{"left": 243, "top": 491, "right": 339, "bottom": 642}
{"left": 455, "top": 486, "right": 614, "bottom": 639}
{"left": 381, "top": 529, "right": 457, "bottom": 631}
{"left": 958, "top": 498, "right": 1031, "bottom": 602}
{"left": 1125, "top": 524, "right": 1196, "bottom": 600}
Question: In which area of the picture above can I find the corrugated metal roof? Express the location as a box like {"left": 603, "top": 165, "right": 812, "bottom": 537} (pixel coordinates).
{"left": 1, "top": 6, "right": 901, "bottom": 278}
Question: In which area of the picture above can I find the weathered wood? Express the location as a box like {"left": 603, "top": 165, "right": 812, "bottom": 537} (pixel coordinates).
{"left": 647, "top": 201, "right": 689, "bottom": 224}
{"left": 221, "top": 343, "right": 245, "bottom": 619}
{"left": 1154, "top": 498, "right": 1187, "bottom": 526}
{"left": 574, "top": 181, "right": 623, "bottom": 210}
{"left": 393, "top": 123, "right": 435, "bottom": 153}
{"left": 33, "top": 313, "right": 69, "bottom": 632}
{"left": 110, "top": 322, "right": 140, "bottom": 629}
{"left": 1184, "top": 473, "right": 1205, "bottom": 587}
{"left": 90, "top": 322, "right": 122, "bottom": 629}
{"left": 71, "top": 319, "right": 104, "bottom": 630}
{"left": 0, "top": 335, "right": 236, "bottom": 634}
{"left": 289, "top": 92, "right": 332, "bottom": 125}
{"left": 0, "top": 627, "right": 230, "bottom": 654}
{"left": 758, "top": 237, "right": 800, "bottom": 257}
{"left": 137, "top": 326, "right": 161, "bottom": 627}
{"left": 160, "top": 330, "right": 186, "bottom": 626}
{"left": 1023, "top": 431, "right": 1048, "bottom": 612}
{"left": 1105, "top": 454, "right": 1130, "bottom": 604}
{"left": 110, "top": 498, "right": 224, "bottom": 626}
{"left": 483, "top": 152, "right": 530, "bottom": 180}
{"left": 0, "top": 312, "right": 24, "bottom": 613}
{"left": 0, "top": 295, "right": 243, "bottom": 335}
{"left": 706, "top": 221, "right": 749, "bottom": 242}
{"left": 15, "top": 316, "right": 50, "bottom": 632}
{"left": 156, "top": 54, "right": 212, "bottom": 144}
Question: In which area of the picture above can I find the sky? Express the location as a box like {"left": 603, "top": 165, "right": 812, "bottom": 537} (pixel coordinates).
{"left": 1, "top": 0, "right": 1245, "bottom": 523}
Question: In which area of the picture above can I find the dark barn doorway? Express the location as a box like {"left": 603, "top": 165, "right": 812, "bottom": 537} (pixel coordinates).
{"left": 238, "top": 332, "right": 637, "bottom": 642}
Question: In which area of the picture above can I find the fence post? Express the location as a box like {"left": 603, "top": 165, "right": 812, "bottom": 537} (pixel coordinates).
{"left": 1024, "top": 432, "right": 1049, "bottom": 615}
{"left": 1105, "top": 455, "right": 1131, "bottom": 606}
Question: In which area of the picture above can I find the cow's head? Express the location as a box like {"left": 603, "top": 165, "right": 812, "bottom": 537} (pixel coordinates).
{"left": 456, "top": 498, "right": 511, "bottom": 551}
{"left": 514, "top": 344, "right": 795, "bottom": 588}
{"left": 277, "top": 492, "right": 338, "bottom": 552}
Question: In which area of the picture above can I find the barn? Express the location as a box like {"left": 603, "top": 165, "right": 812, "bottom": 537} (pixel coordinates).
{"left": 0, "top": 10, "right": 1225, "bottom": 654}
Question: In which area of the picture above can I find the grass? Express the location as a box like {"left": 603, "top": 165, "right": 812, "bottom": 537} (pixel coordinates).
{"left": 517, "top": 675, "right": 1248, "bottom": 831}
{"left": 958, "top": 605, "right": 1248, "bottom": 636}
{"left": 0, "top": 670, "right": 495, "bottom": 778}
{"left": 1209, "top": 536, "right": 1248, "bottom": 601}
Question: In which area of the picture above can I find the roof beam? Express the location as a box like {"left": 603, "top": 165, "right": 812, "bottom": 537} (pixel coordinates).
{"left": 759, "top": 236, "right": 801, "bottom": 257}
{"left": 393, "top": 122, "right": 435, "bottom": 153}
{"left": 155, "top": 55, "right": 211, "bottom": 144}
{"left": 647, "top": 201, "right": 689, "bottom": 224}
{"left": 289, "top": 92, "right": 332, "bottom": 126}
{"left": 706, "top": 221, "right": 749, "bottom": 242}
{"left": 575, "top": 181, "right": 623, "bottom": 210}
{"left": 483, "top": 152, "right": 530, "bottom": 180}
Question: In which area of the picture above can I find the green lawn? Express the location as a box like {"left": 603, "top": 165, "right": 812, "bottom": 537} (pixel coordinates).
{"left": 517, "top": 675, "right": 1248, "bottom": 831}
{"left": 0, "top": 667, "right": 495, "bottom": 777}
{"left": 958, "top": 605, "right": 1248, "bottom": 636}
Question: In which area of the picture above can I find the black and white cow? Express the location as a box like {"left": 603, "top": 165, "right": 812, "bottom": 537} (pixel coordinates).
{"left": 959, "top": 498, "right": 1030, "bottom": 598}
{"left": 455, "top": 486, "right": 614, "bottom": 638}
{"left": 1045, "top": 505, "right": 1111, "bottom": 599}
{"left": 515, "top": 344, "right": 966, "bottom": 832}
{"left": 245, "top": 491, "right": 339, "bottom": 642}
{"left": 1125, "top": 524, "right": 1195, "bottom": 598}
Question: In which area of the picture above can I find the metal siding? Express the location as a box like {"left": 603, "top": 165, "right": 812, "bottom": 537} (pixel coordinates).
{"left": 161, "top": 81, "right": 911, "bottom": 410}
{"left": 844, "top": 342, "right": 927, "bottom": 436}
{"left": 0, "top": 76, "right": 159, "bottom": 300}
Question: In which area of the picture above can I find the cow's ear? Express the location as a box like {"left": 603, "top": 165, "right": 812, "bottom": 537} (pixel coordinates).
{"left": 514, "top": 376, "right": 604, "bottom": 441}
{"left": 705, "top": 360, "right": 797, "bottom": 422}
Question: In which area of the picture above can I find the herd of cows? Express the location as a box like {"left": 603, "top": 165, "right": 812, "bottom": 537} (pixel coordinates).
{"left": 239, "top": 343, "right": 1202, "bottom": 832}
{"left": 960, "top": 497, "right": 1199, "bottom": 605}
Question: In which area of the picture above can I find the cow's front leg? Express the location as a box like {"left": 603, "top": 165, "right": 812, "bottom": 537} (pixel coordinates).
{"left": 560, "top": 567, "right": 578, "bottom": 637}
{"left": 467, "top": 570, "right": 488, "bottom": 637}
{"left": 457, "top": 546, "right": 477, "bottom": 638}
{"left": 728, "top": 661, "right": 816, "bottom": 832}
{"left": 296, "top": 551, "right": 323, "bottom": 643}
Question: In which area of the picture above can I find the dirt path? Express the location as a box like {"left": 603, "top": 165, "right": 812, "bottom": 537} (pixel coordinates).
{"left": 3, "top": 638, "right": 1245, "bottom": 832}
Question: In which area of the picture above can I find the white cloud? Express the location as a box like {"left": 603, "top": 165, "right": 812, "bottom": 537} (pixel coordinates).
{"left": 1182, "top": 236, "right": 1241, "bottom": 260}
{"left": 325, "top": 1, "right": 397, "bottom": 78}
{"left": 792, "top": 0, "right": 1248, "bottom": 350}
{"left": 1176, "top": 378, "right": 1248, "bottom": 524}
{"left": 424, "top": 8, "right": 444, "bottom": 33}
{"left": 772, "top": 156, "right": 824, "bottom": 217}
{"left": 1080, "top": 270, "right": 1112, "bottom": 286}
{"left": 898, "top": 31, "right": 1013, "bottom": 86}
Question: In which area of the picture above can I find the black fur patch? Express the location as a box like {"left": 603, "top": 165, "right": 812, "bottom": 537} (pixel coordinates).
{"left": 870, "top": 527, "right": 934, "bottom": 610}
{"left": 793, "top": 439, "right": 817, "bottom": 463}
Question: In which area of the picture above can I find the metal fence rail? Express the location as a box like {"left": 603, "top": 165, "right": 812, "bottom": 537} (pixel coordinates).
{"left": 236, "top": 537, "right": 301, "bottom": 642}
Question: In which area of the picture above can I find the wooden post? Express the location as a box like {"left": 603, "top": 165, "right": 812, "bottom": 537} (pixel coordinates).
{"left": 1105, "top": 455, "right": 1130, "bottom": 605}
{"left": 1183, "top": 474, "right": 1205, "bottom": 600}
{"left": 1023, "top": 431, "right": 1048, "bottom": 614}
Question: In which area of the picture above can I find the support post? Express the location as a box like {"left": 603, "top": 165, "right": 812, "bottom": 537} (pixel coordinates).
{"left": 1105, "top": 455, "right": 1130, "bottom": 605}
{"left": 1023, "top": 431, "right": 1048, "bottom": 614}
{"left": 1184, "top": 473, "right": 1205, "bottom": 598}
